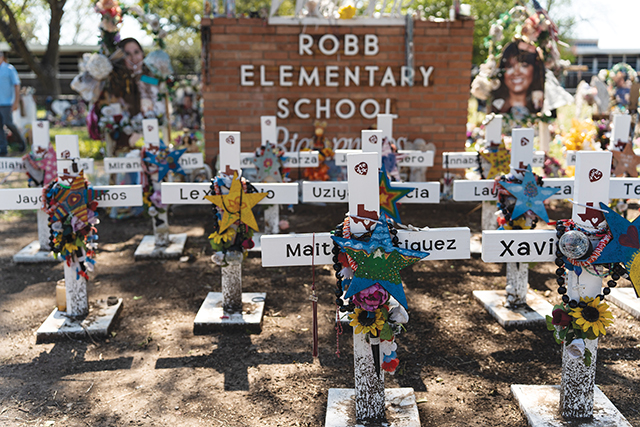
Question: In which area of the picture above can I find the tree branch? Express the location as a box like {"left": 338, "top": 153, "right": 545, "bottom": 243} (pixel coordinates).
{"left": 0, "top": 0, "right": 44, "bottom": 79}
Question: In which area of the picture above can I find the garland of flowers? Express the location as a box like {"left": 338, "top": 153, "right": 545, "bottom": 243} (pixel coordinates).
{"left": 208, "top": 174, "right": 259, "bottom": 265}
{"left": 494, "top": 173, "right": 541, "bottom": 230}
{"left": 331, "top": 217, "right": 407, "bottom": 373}
{"left": 546, "top": 219, "right": 618, "bottom": 365}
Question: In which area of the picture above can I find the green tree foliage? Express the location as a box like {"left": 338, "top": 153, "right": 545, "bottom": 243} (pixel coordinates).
{"left": 413, "top": 0, "right": 574, "bottom": 65}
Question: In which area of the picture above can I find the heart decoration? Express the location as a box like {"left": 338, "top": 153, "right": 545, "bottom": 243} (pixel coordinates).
{"left": 37, "top": 122, "right": 43, "bottom": 128}
{"left": 369, "top": 135, "right": 378, "bottom": 144}
{"left": 521, "top": 137, "right": 529, "bottom": 146}
{"left": 588, "top": 168, "right": 602, "bottom": 182}
{"left": 354, "top": 161, "right": 368, "bottom": 176}
{"left": 226, "top": 136, "right": 235, "bottom": 145}
{"left": 265, "top": 119, "right": 271, "bottom": 126}
{"left": 619, "top": 225, "right": 640, "bottom": 249}
{"left": 61, "top": 150, "right": 71, "bottom": 159}
{"left": 147, "top": 125, "right": 154, "bottom": 132}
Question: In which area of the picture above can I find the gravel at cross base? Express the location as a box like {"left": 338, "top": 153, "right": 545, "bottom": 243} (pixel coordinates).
{"left": 1, "top": 201, "right": 639, "bottom": 427}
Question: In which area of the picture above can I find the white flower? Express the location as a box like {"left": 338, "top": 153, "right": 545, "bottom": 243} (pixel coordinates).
{"left": 489, "top": 24, "right": 503, "bottom": 42}
{"left": 122, "top": 125, "right": 134, "bottom": 135}
{"left": 598, "top": 69, "right": 608, "bottom": 82}
{"left": 85, "top": 53, "right": 112, "bottom": 81}
{"left": 101, "top": 105, "right": 115, "bottom": 117}
{"left": 566, "top": 338, "right": 586, "bottom": 359}
{"left": 471, "top": 75, "right": 492, "bottom": 100}
{"left": 211, "top": 252, "right": 225, "bottom": 265}
{"left": 380, "top": 339, "right": 397, "bottom": 356}
{"left": 389, "top": 305, "right": 409, "bottom": 324}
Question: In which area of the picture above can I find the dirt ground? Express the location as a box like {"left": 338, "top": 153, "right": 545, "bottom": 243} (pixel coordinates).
{"left": 1, "top": 199, "right": 640, "bottom": 427}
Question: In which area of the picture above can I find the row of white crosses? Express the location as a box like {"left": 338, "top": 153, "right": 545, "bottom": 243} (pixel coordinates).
{"left": 0, "top": 121, "right": 95, "bottom": 263}
{"left": 103, "top": 119, "right": 205, "bottom": 259}
{"left": 485, "top": 151, "right": 632, "bottom": 424}
{"left": 261, "top": 151, "right": 471, "bottom": 426}
{"left": 0, "top": 134, "right": 143, "bottom": 341}
{"left": 161, "top": 130, "right": 298, "bottom": 333}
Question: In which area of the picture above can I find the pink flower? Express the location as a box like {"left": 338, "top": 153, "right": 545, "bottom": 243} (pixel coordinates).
{"left": 352, "top": 284, "right": 389, "bottom": 311}
{"left": 552, "top": 308, "right": 572, "bottom": 327}
{"left": 150, "top": 190, "right": 166, "bottom": 209}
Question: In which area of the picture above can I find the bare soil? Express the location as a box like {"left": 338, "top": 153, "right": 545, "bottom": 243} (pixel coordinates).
{"left": 1, "top": 201, "right": 640, "bottom": 427}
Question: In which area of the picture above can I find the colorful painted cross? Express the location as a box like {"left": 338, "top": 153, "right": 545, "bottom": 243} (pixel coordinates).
{"left": 261, "top": 151, "right": 470, "bottom": 425}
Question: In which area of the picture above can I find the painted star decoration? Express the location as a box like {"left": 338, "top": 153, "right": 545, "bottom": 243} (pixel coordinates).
{"left": 499, "top": 165, "right": 559, "bottom": 223}
{"left": 204, "top": 172, "right": 267, "bottom": 232}
{"left": 379, "top": 168, "right": 413, "bottom": 224}
{"left": 143, "top": 140, "right": 187, "bottom": 181}
{"left": 479, "top": 142, "right": 510, "bottom": 178}
{"left": 332, "top": 214, "right": 429, "bottom": 309}
{"left": 611, "top": 142, "right": 640, "bottom": 177}
{"left": 252, "top": 143, "right": 283, "bottom": 183}
{"left": 595, "top": 202, "right": 640, "bottom": 296}
{"left": 46, "top": 170, "right": 107, "bottom": 227}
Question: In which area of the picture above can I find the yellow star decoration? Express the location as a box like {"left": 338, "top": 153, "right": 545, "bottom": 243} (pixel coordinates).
{"left": 204, "top": 172, "right": 267, "bottom": 232}
{"left": 480, "top": 142, "right": 510, "bottom": 178}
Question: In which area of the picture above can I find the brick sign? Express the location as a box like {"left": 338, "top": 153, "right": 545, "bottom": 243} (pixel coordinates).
{"left": 201, "top": 17, "right": 474, "bottom": 179}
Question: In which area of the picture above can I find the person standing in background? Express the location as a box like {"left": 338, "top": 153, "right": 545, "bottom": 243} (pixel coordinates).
{"left": 0, "top": 51, "right": 25, "bottom": 156}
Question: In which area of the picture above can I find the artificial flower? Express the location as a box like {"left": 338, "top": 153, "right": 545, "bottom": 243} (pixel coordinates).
{"left": 551, "top": 307, "right": 572, "bottom": 327}
{"left": 388, "top": 304, "right": 409, "bottom": 324}
{"left": 209, "top": 228, "right": 236, "bottom": 245}
{"left": 380, "top": 339, "right": 397, "bottom": 356}
{"left": 381, "top": 358, "right": 399, "bottom": 373}
{"left": 352, "top": 284, "right": 389, "bottom": 311}
{"left": 349, "top": 308, "right": 385, "bottom": 336}
{"left": 565, "top": 338, "right": 586, "bottom": 359}
{"left": 569, "top": 297, "right": 614, "bottom": 337}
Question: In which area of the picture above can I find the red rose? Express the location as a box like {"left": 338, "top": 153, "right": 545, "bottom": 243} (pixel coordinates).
{"left": 552, "top": 308, "right": 572, "bottom": 327}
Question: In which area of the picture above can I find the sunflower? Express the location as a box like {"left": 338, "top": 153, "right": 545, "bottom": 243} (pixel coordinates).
{"left": 208, "top": 228, "right": 236, "bottom": 245}
{"left": 569, "top": 297, "right": 614, "bottom": 337}
{"left": 348, "top": 308, "right": 386, "bottom": 336}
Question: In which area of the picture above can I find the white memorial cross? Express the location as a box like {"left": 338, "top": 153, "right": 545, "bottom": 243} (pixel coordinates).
{"left": 492, "top": 151, "right": 633, "bottom": 424}
{"left": 128, "top": 119, "right": 191, "bottom": 259}
{"left": 239, "top": 115, "right": 318, "bottom": 234}
{"left": 33, "top": 135, "right": 143, "bottom": 342}
{"left": 261, "top": 152, "right": 470, "bottom": 426}
{"left": 1, "top": 121, "right": 95, "bottom": 263}
{"left": 303, "top": 125, "right": 440, "bottom": 206}
{"left": 333, "top": 114, "right": 435, "bottom": 175}
{"left": 161, "top": 130, "right": 298, "bottom": 334}
{"left": 443, "top": 115, "right": 546, "bottom": 230}
{"left": 470, "top": 128, "right": 559, "bottom": 328}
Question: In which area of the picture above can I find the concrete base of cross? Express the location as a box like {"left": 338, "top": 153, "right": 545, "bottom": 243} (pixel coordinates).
{"left": 325, "top": 387, "right": 420, "bottom": 427}
{"left": 13, "top": 241, "right": 59, "bottom": 263}
{"left": 473, "top": 290, "right": 553, "bottom": 329}
{"left": 607, "top": 288, "right": 640, "bottom": 319}
{"left": 511, "top": 384, "right": 631, "bottom": 427}
{"left": 470, "top": 232, "right": 482, "bottom": 255}
{"left": 36, "top": 297, "right": 123, "bottom": 344}
{"left": 194, "top": 292, "right": 266, "bottom": 334}
{"left": 133, "top": 233, "right": 187, "bottom": 260}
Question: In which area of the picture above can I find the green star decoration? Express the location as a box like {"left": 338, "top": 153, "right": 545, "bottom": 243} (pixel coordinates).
{"left": 379, "top": 169, "right": 413, "bottom": 223}
{"left": 499, "top": 165, "right": 559, "bottom": 223}
{"left": 332, "top": 214, "right": 429, "bottom": 309}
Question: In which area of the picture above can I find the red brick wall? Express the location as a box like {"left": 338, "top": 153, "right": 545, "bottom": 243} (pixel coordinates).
{"left": 201, "top": 17, "right": 474, "bottom": 179}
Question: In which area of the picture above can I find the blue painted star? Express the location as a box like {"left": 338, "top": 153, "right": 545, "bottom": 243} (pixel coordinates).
{"left": 144, "top": 140, "right": 187, "bottom": 181}
{"left": 251, "top": 143, "right": 283, "bottom": 183}
{"left": 595, "top": 202, "right": 640, "bottom": 296}
{"left": 499, "top": 165, "right": 559, "bottom": 223}
{"left": 379, "top": 167, "right": 413, "bottom": 224}
{"left": 332, "top": 214, "right": 429, "bottom": 309}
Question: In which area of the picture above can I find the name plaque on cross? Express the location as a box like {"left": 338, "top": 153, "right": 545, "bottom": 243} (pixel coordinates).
{"left": 103, "top": 153, "right": 204, "bottom": 174}
{"left": 261, "top": 228, "right": 470, "bottom": 267}
{"left": 0, "top": 185, "right": 143, "bottom": 210}
{"left": 0, "top": 158, "right": 95, "bottom": 174}
{"left": 160, "top": 182, "right": 298, "bottom": 205}
{"left": 301, "top": 181, "right": 440, "bottom": 204}
{"left": 335, "top": 149, "right": 435, "bottom": 167}
{"left": 240, "top": 151, "right": 319, "bottom": 168}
